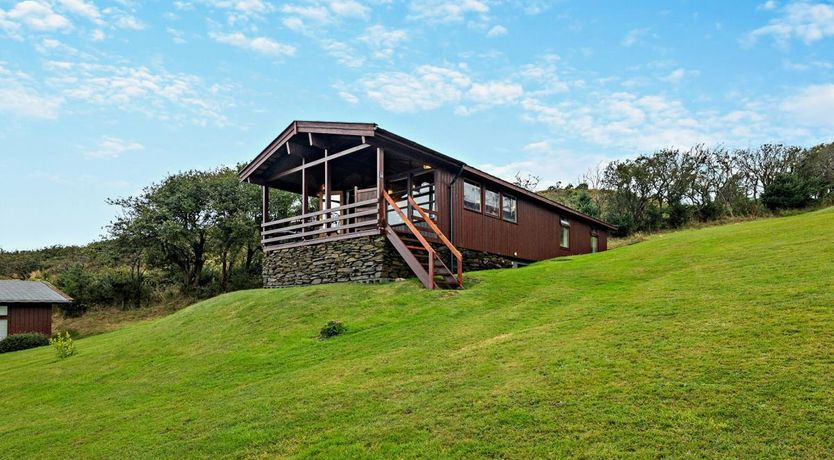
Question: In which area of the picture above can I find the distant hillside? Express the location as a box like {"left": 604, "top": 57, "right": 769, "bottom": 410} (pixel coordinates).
{"left": 1, "top": 208, "right": 833, "bottom": 458}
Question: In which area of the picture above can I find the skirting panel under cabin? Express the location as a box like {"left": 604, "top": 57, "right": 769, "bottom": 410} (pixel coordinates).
{"left": 262, "top": 235, "right": 413, "bottom": 288}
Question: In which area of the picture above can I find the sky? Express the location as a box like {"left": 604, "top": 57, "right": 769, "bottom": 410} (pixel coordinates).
{"left": 1, "top": 0, "right": 833, "bottom": 250}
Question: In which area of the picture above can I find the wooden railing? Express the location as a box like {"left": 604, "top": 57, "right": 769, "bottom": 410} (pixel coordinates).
{"left": 408, "top": 195, "right": 463, "bottom": 286}
{"left": 261, "top": 198, "right": 380, "bottom": 251}
{"left": 383, "top": 191, "right": 435, "bottom": 285}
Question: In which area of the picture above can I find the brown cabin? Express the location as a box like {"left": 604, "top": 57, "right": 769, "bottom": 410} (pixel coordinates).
{"left": 0, "top": 280, "right": 72, "bottom": 340}
{"left": 239, "top": 121, "right": 616, "bottom": 289}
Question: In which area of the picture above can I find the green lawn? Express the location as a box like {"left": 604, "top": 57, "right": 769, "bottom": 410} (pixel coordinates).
{"left": 2, "top": 208, "right": 833, "bottom": 459}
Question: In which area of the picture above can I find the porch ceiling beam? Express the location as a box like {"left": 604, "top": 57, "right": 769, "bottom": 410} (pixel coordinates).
{"left": 267, "top": 143, "right": 371, "bottom": 181}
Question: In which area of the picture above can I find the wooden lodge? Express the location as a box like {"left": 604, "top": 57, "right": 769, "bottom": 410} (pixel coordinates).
{"left": 239, "top": 121, "right": 616, "bottom": 289}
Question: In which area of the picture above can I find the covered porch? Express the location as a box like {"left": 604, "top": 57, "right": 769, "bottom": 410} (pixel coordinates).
{"left": 242, "top": 122, "right": 441, "bottom": 252}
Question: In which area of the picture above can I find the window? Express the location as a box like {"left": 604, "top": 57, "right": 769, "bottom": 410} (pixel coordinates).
{"left": 463, "top": 181, "right": 481, "bottom": 212}
{"left": 560, "top": 218, "right": 570, "bottom": 248}
{"left": 591, "top": 229, "right": 599, "bottom": 253}
{"left": 502, "top": 194, "right": 517, "bottom": 223}
{"left": 484, "top": 189, "right": 500, "bottom": 216}
{"left": 0, "top": 307, "right": 6, "bottom": 340}
{"left": 0, "top": 305, "right": 6, "bottom": 316}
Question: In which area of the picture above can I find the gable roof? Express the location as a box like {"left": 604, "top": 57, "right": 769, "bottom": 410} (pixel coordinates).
{"left": 239, "top": 120, "right": 616, "bottom": 231}
{"left": 0, "top": 280, "right": 73, "bottom": 304}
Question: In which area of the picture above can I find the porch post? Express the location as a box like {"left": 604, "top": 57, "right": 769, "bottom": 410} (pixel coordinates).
{"left": 377, "top": 147, "right": 385, "bottom": 229}
{"left": 262, "top": 185, "right": 270, "bottom": 224}
{"left": 300, "top": 158, "right": 307, "bottom": 215}
{"left": 324, "top": 149, "right": 331, "bottom": 225}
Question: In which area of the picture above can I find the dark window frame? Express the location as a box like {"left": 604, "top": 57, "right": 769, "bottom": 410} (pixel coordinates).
{"left": 560, "top": 217, "right": 571, "bottom": 249}
{"left": 484, "top": 188, "right": 501, "bottom": 218}
{"left": 463, "top": 180, "right": 482, "bottom": 213}
{"left": 502, "top": 194, "right": 518, "bottom": 223}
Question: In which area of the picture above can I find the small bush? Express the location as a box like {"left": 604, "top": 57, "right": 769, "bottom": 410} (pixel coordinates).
{"left": 50, "top": 331, "right": 76, "bottom": 359}
{"left": 319, "top": 320, "right": 346, "bottom": 339}
{"left": 0, "top": 333, "right": 50, "bottom": 353}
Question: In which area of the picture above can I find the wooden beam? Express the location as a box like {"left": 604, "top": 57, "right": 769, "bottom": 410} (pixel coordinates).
{"left": 324, "top": 149, "right": 331, "bottom": 216}
{"left": 377, "top": 147, "right": 385, "bottom": 229}
{"left": 301, "top": 158, "right": 307, "bottom": 215}
{"left": 267, "top": 143, "right": 370, "bottom": 181}
{"left": 262, "top": 186, "right": 270, "bottom": 224}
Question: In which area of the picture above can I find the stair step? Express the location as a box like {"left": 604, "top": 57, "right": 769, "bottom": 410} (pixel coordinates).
{"left": 405, "top": 245, "right": 429, "bottom": 251}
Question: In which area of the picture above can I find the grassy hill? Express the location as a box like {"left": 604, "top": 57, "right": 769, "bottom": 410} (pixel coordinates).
{"left": 2, "top": 209, "right": 833, "bottom": 459}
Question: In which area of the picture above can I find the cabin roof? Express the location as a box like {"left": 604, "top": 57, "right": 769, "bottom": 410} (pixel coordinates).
{"left": 0, "top": 280, "right": 73, "bottom": 304}
{"left": 239, "top": 120, "right": 616, "bottom": 231}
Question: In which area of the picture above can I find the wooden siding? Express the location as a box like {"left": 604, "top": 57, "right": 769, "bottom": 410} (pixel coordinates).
{"left": 437, "top": 170, "right": 609, "bottom": 261}
{"left": 8, "top": 303, "right": 52, "bottom": 336}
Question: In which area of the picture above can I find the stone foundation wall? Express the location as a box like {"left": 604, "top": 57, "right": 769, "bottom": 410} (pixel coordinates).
{"left": 435, "top": 247, "right": 526, "bottom": 272}
{"left": 263, "top": 235, "right": 411, "bottom": 288}
{"left": 263, "top": 235, "right": 528, "bottom": 288}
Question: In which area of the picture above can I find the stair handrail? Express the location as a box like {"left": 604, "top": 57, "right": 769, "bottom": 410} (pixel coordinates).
{"left": 408, "top": 196, "right": 463, "bottom": 287}
{"left": 383, "top": 191, "right": 435, "bottom": 285}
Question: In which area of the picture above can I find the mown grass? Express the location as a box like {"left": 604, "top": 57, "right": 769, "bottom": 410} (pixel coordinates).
{"left": 2, "top": 208, "right": 833, "bottom": 459}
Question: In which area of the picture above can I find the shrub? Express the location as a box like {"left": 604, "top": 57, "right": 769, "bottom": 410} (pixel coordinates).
{"left": 762, "top": 173, "right": 814, "bottom": 210}
{"left": 0, "top": 333, "right": 50, "bottom": 353}
{"left": 50, "top": 331, "right": 76, "bottom": 359}
{"left": 319, "top": 320, "right": 346, "bottom": 339}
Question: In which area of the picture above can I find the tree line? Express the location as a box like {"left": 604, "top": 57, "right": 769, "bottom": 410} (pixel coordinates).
{"left": 0, "top": 166, "right": 296, "bottom": 313}
{"left": 541, "top": 142, "right": 833, "bottom": 236}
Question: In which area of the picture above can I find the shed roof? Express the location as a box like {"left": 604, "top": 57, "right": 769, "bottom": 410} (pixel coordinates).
{"left": 0, "top": 280, "right": 73, "bottom": 304}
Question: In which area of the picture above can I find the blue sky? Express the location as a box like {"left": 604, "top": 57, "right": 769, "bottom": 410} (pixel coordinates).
{"left": 1, "top": 0, "right": 833, "bottom": 250}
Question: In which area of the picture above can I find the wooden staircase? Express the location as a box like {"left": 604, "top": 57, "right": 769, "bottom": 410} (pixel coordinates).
{"left": 383, "top": 191, "right": 463, "bottom": 289}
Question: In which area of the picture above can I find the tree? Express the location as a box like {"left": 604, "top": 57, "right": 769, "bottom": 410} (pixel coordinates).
{"left": 109, "top": 170, "right": 216, "bottom": 293}
{"left": 208, "top": 167, "right": 259, "bottom": 292}
{"left": 761, "top": 173, "right": 814, "bottom": 210}
{"left": 513, "top": 172, "right": 541, "bottom": 191}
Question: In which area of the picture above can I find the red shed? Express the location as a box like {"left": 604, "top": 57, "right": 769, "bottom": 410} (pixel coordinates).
{"left": 0, "top": 280, "right": 72, "bottom": 339}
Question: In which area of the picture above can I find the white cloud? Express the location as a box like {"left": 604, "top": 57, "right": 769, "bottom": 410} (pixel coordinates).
{"left": 321, "top": 39, "right": 364, "bottom": 67}
{"left": 58, "top": 0, "right": 102, "bottom": 23}
{"left": 621, "top": 27, "right": 650, "bottom": 47}
{"left": 358, "top": 25, "right": 407, "bottom": 59}
{"left": 115, "top": 15, "right": 145, "bottom": 30}
{"left": 746, "top": 2, "right": 834, "bottom": 45}
{"left": 0, "top": 81, "right": 62, "bottom": 119}
{"left": 83, "top": 136, "right": 144, "bottom": 159}
{"left": 326, "top": 0, "right": 369, "bottom": 18}
{"left": 345, "top": 63, "right": 530, "bottom": 113}
{"left": 209, "top": 31, "right": 296, "bottom": 57}
{"left": 781, "top": 84, "right": 834, "bottom": 128}
{"left": 521, "top": 92, "right": 722, "bottom": 152}
{"left": 206, "top": 0, "right": 275, "bottom": 23}
{"left": 660, "top": 67, "right": 698, "bottom": 83}
{"left": 354, "top": 65, "right": 472, "bottom": 112}
{"left": 467, "top": 81, "right": 523, "bottom": 105}
{"left": 480, "top": 144, "right": 612, "bottom": 188}
{"left": 281, "top": 0, "right": 368, "bottom": 31}
{"left": 0, "top": 1, "right": 72, "bottom": 37}
{"left": 407, "top": 0, "right": 489, "bottom": 24}
{"left": 90, "top": 28, "right": 104, "bottom": 40}
{"left": 167, "top": 27, "right": 186, "bottom": 44}
{"left": 759, "top": 0, "right": 778, "bottom": 10}
{"left": 487, "top": 24, "right": 507, "bottom": 37}
{"left": 281, "top": 4, "right": 330, "bottom": 22}
{"left": 43, "top": 61, "right": 231, "bottom": 125}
